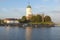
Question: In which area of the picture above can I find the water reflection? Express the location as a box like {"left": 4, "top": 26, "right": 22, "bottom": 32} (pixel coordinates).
{"left": 26, "top": 27, "right": 32, "bottom": 40}
{"left": 0, "top": 26, "right": 60, "bottom": 40}
{"left": 25, "top": 27, "right": 52, "bottom": 40}
{"left": 5, "top": 26, "right": 10, "bottom": 32}
{"left": 31, "top": 27, "right": 51, "bottom": 40}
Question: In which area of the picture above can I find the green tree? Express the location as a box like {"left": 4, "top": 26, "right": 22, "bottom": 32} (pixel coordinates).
{"left": 21, "top": 16, "right": 30, "bottom": 23}
{"left": 18, "top": 19, "right": 22, "bottom": 23}
{"left": 0, "top": 20, "right": 4, "bottom": 24}
{"left": 30, "top": 15, "right": 36, "bottom": 22}
{"left": 30, "top": 15, "right": 42, "bottom": 23}
{"left": 35, "top": 15, "right": 42, "bottom": 22}
{"left": 44, "top": 16, "right": 51, "bottom": 22}
{"left": 0, "top": 19, "right": 1, "bottom": 24}
{"left": 21, "top": 16, "right": 26, "bottom": 21}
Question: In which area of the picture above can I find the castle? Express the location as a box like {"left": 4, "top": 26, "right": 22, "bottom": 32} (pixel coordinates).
{"left": 26, "top": 4, "right": 44, "bottom": 22}
{"left": 26, "top": 4, "right": 32, "bottom": 20}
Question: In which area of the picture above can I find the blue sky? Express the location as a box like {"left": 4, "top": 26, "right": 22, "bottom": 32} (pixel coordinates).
{"left": 0, "top": 0, "right": 60, "bottom": 24}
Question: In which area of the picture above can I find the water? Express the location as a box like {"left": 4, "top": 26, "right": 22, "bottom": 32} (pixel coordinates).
{"left": 0, "top": 26, "right": 60, "bottom": 40}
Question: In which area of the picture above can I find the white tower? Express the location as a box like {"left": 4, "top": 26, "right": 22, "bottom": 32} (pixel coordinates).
{"left": 26, "top": 4, "right": 32, "bottom": 20}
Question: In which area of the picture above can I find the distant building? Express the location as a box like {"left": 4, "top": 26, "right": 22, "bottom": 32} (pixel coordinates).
{"left": 4, "top": 18, "right": 19, "bottom": 24}
{"left": 26, "top": 4, "right": 32, "bottom": 20}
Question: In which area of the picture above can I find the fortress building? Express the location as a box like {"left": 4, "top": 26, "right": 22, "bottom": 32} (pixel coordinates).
{"left": 26, "top": 4, "right": 32, "bottom": 20}
{"left": 26, "top": 2, "right": 44, "bottom": 22}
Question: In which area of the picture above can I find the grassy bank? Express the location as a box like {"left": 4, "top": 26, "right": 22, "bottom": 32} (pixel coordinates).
{"left": 29, "top": 22, "right": 54, "bottom": 25}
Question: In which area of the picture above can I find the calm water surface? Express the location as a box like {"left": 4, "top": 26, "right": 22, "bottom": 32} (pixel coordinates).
{"left": 0, "top": 26, "right": 60, "bottom": 40}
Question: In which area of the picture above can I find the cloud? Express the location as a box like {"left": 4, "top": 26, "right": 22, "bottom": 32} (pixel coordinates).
{"left": 2, "top": 8, "right": 8, "bottom": 12}
{"left": 54, "top": 0, "right": 60, "bottom": 2}
{"left": 33, "top": 5, "right": 60, "bottom": 13}
{"left": 42, "top": 0, "right": 60, "bottom": 3}
{"left": 50, "top": 11, "right": 60, "bottom": 13}
{"left": 32, "top": 5, "right": 49, "bottom": 13}
{"left": 0, "top": 8, "right": 26, "bottom": 18}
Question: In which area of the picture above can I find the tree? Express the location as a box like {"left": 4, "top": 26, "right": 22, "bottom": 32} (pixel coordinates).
{"left": 21, "top": 16, "right": 26, "bottom": 21}
{"left": 30, "top": 15, "right": 36, "bottom": 22}
{"left": 18, "top": 19, "right": 22, "bottom": 23}
{"left": 21, "top": 16, "right": 30, "bottom": 23}
{"left": 0, "top": 19, "right": 5, "bottom": 24}
{"left": 30, "top": 15, "right": 42, "bottom": 23}
{"left": 44, "top": 16, "right": 51, "bottom": 22}
{"left": 35, "top": 15, "right": 42, "bottom": 22}
{"left": 0, "top": 19, "right": 1, "bottom": 24}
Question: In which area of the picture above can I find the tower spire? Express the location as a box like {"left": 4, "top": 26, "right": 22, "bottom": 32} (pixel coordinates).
{"left": 26, "top": 0, "right": 32, "bottom": 20}
{"left": 27, "top": 0, "right": 31, "bottom": 8}
{"left": 28, "top": 0, "right": 30, "bottom": 5}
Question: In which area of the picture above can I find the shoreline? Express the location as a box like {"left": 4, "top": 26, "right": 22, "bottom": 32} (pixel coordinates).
{"left": 0, "top": 23, "right": 55, "bottom": 27}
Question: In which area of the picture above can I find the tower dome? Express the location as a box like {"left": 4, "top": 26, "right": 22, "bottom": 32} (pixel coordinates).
{"left": 27, "top": 5, "right": 31, "bottom": 8}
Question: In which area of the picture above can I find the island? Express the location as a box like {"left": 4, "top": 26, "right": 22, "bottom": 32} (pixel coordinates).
{"left": 0, "top": 4, "right": 54, "bottom": 27}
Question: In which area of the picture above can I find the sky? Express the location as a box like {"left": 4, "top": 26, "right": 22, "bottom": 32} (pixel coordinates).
{"left": 0, "top": 0, "right": 60, "bottom": 24}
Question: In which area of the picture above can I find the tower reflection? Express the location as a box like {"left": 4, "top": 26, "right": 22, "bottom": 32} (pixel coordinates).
{"left": 25, "top": 27, "right": 32, "bottom": 40}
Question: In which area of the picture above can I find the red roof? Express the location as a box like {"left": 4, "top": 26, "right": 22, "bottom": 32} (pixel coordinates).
{"left": 4, "top": 18, "right": 18, "bottom": 20}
